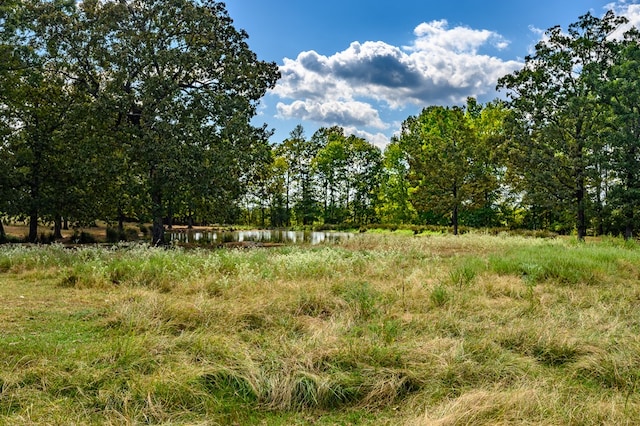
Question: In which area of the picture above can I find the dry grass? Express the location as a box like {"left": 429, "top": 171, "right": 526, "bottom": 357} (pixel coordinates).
{"left": 0, "top": 233, "right": 639, "bottom": 424}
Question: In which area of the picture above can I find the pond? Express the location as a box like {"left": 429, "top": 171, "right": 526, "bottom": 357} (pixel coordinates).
{"left": 168, "top": 229, "right": 354, "bottom": 245}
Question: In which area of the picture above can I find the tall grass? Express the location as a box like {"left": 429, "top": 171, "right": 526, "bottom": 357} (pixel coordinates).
{"left": 1, "top": 234, "right": 640, "bottom": 424}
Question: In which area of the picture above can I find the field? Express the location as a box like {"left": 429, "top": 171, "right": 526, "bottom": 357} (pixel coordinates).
{"left": 1, "top": 232, "right": 640, "bottom": 424}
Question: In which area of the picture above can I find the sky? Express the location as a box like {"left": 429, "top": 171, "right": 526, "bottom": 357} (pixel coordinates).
{"left": 224, "top": 1, "right": 640, "bottom": 149}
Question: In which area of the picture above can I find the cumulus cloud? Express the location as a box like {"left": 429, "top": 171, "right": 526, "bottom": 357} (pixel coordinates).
{"left": 276, "top": 100, "right": 388, "bottom": 130}
{"left": 526, "top": 3, "right": 640, "bottom": 55}
{"left": 343, "top": 127, "right": 391, "bottom": 151}
{"left": 607, "top": 1, "right": 640, "bottom": 38}
{"left": 272, "top": 19, "right": 522, "bottom": 135}
{"left": 410, "top": 20, "right": 509, "bottom": 53}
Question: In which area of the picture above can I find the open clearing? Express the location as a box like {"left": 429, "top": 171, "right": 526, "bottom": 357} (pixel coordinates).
{"left": 1, "top": 233, "right": 639, "bottom": 424}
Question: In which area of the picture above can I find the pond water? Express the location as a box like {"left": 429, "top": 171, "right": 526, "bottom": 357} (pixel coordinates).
{"left": 168, "top": 229, "right": 353, "bottom": 245}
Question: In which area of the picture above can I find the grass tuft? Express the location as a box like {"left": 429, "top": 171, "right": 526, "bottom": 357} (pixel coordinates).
{"left": 2, "top": 234, "right": 640, "bottom": 423}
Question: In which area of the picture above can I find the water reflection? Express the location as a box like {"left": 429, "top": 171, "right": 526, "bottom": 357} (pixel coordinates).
{"left": 169, "top": 229, "right": 353, "bottom": 245}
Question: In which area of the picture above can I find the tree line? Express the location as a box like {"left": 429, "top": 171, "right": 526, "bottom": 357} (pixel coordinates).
{"left": 2, "top": 4, "right": 640, "bottom": 241}
{"left": 243, "top": 11, "right": 640, "bottom": 240}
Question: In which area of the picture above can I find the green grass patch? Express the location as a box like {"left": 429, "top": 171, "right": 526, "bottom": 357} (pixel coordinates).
{"left": 1, "top": 235, "right": 640, "bottom": 424}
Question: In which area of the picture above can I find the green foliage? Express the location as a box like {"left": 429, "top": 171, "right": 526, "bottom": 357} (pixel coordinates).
{"left": 602, "top": 28, "right": 640, "bottom": 239}
{"left": 0, "top": 0, "right": 279, "bottom": 242}
{"left": 377, "top": 141, "right": 416, "bottom": 224}
{"left": 430, "top": 285, "right": 450, "bottom": 307}
{"left": 498, "top": 11, "right": 629, "bottom": 240}
{"left": 396, "top": 100, "right": 504, "bottom": 234}
{"left": 4, "top": 3, "right": 640, "bottom": 247}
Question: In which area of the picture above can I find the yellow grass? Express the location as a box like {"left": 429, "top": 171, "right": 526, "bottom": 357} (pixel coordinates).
{"left": 1, "top": 232, "right": 639, "bottom": 424}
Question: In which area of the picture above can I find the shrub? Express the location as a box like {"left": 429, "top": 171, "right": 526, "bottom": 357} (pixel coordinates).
{"left": 39, "top": 232, "right": 56, "bottom": 244}
{"left": 72, "top": 231, "right": 97, "bottom": 244}
{"left": 125, "top": 228, "right": 140, "bottom": 241}
{"left": 106, "top": 227, "right": 123, "bottom": 243}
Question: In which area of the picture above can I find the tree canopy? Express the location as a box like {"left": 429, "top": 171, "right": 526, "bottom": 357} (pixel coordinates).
{"left": 0, "top": 0, "right": 279, "bottom": 242}
{"left": 498, "top": 11, "right": 629, "bottom": 239}
{"left": 2, "top": 7, "right": 640, "bottom": 240}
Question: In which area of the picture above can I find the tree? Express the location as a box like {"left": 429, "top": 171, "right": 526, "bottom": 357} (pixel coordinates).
{"left": 313, "top": 127, "right": 347, "bottom": 224}
{"left": 603, "top": 28, "right": 640, "bottom": 239}
{"left": 465, "top": 98, "right": 509, "bottom": 227}
{"left": 313, "top": 128, "right": 382, "bottom": 226}
{"left": 279, "top": 125, "right": 321, "bottom": 226}
{"left": 0, "top": 0, "right": 91, "bottom": 242}
{"left": 0, "top": 1, "right": 16, "bottom": 239}
{"left": 377, "top": 141, "right": 415, "bottom": 224}
{"left": 79, "top": 0, "right": 279, "bottom": 243}
{"left": 343, "top": 135, "right": 382, "bottom": 225}
{"left": 1, "top": 0, "right": 278, "bottom": 242}
{"left": 265, "top": 154, "right": 289, "bottom": 227}
{"left": 498, "top": 11, "right": 627, "bottom": 239}
{"left": 397, "top": 105, "right": 487, "bottom": 235}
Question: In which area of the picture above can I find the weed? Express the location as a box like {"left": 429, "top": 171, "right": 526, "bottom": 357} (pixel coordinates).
{"left": 448, "top": 257, "right": 483, "bottom": 289}
{"left": 430, "top": 284, "right": 450, "bottom": 307}
{"left": 333, "top": 281, "right": 379, "bottom": 319}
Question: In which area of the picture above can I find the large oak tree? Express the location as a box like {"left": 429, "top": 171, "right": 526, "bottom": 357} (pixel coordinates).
{"left": 498, "top": 11, "right": 627, "bottom": 239}
{"left": 1, "top": 0, "right": 279, "bottom": 243}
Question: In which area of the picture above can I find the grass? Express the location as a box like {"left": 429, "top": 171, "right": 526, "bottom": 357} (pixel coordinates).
{"left": 0, "top": 233, "right": 639, "bottom": 424}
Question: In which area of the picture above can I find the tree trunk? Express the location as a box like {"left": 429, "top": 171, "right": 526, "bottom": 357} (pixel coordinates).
{"left": 285, "top": 173, "right": 291, "bottom": 227}
{"left": 118, "top": 209, "right": 125, "bottom": 234}
{"left": 576, "top": 178, "right": 586, "bottom": 241}
{"left": 187, "top": 209, "right": 194, "bottom": 229}
{"left": 54, "top": 216, "right": 63, "bottom": 240}
{"left": 151, "top": 189, "right": 165, "bottom": 245}
{"left": 28, "top": 169, "right": 40, "bottom": 243}
{"left": 167, "top": 200, "right": 173, "bottom": 230}
{"left": 152, "top": 216, "right": 164, "bottom": 245}
{"left": 63, "top": 217, "right": 69, "bottom": 230}
{"left": 624, "top": 221, "right": 633, "bottom": 241}
{"left": 624, "top": 197, "right": 634, "bottom": 241}
{"left": 452, "top": 204, "right": 459, "bottom": 236}
{"left": 0, "top": 220, "right": 5, "bottom": 240}
{"left": 452, "top": 184, "right": 459, "bottom": 236}
{"left": 575, "top": 126, "right": 587, "bottom": 241}
{"left": 29, "top": 210, "right": 38, "bottom": 243}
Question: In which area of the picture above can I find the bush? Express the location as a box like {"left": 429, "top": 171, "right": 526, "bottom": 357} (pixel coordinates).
{"left": 0, "top": 233, "right": 22, "bottom": 244}
{"left": 72, "top": 230, "right": 97, "bottom": 244}
{"left": 107, "top": 227, "right": 141, "bottom": 243}
{"left": 125, "top": 228, "right": 139, "bottom": 241}
{"left": 106, "top": 227, "right": 123, "bottom": 243}
{"left": 39, "top": 232, "right": 56, "bottom": 244}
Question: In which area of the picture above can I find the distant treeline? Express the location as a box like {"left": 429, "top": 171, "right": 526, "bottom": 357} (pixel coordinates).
{"left": 1, "top": 3, "right": 639, "bottom": 241}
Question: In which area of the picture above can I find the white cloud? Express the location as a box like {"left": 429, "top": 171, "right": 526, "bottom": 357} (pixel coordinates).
{"left": 272, "top": 19, "right": 522, "bottom": 135}
{"left": 607, "top": 2, "right": 640, "bottom": 38}
{"left": 276, "top": 100, "right": 388, "bottom": 129}
{"left": 343, "top": 126, "right": 390, "bottom": 151}
{"left": 410, "top": 20, "right": 509, "bottom": 54}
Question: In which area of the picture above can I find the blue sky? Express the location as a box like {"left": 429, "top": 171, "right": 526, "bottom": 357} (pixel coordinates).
{"left": 224, "top": 1, "right": 640, "bottom": 148}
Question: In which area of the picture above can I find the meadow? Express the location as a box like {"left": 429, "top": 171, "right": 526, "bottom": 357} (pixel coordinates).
{"left": 1, "top": 232, "right": 639, "bottom": 424}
